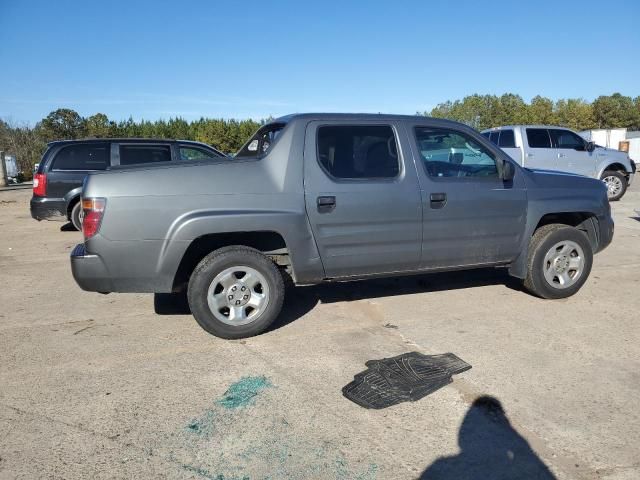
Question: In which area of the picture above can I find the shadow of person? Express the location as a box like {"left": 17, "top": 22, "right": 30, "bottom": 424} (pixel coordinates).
{"left": 421, "top": 396, "right": 556, "bottom": 480}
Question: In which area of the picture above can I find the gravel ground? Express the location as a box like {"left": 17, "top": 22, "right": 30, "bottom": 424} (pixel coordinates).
{"left": 1, "top": 183, "right": 639, "bottom": 480}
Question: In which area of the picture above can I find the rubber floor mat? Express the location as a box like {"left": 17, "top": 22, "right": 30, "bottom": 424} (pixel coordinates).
{"left": 342, "top": 352, "right": 471, "bottom": 409}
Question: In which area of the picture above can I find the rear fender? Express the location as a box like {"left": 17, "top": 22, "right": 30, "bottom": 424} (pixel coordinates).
{"left": 156, "top": 209, "right": 325, "bottom": 287}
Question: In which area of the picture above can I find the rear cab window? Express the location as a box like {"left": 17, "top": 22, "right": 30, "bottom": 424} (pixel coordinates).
{"left": 235, "top": 123, "right": 286, "bottom": 158}
{"left": 497, "top": 129, "right": 516, "bottom": 148}
{"left": 316, "top": 125, "right": 400, "bottom": 179}
{"left": 51, "top": 143, "right": 109, "bottom": 171}
{"left": 119, "top": 144, "right": 172, "bottom": 165}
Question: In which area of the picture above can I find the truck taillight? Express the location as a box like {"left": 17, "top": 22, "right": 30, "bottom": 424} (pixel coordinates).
{"left": 82, "top": 198, "right": 106, "bottom": 240}
{"left": 33, "top": 173, "right": 47, "bottom": 196}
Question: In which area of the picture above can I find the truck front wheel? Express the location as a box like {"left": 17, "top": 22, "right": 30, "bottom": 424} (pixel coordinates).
{"left": 187, "top": 246, "right": 285, "bottom": 339}
{"left": 601, "top": 170, "right": 627, "bottom": 201}
{"left": 523, "top": 224, "right": 593, "bottom": 299}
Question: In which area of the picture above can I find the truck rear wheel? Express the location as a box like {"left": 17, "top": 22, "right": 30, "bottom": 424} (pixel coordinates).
{"left": 523, "top": 224, "right": 593, "bottom": 299}
{"left": 601, "top": 170, "right": 627, "bottom": 201}
{"left": 187, "top": 246, "right": 285, "bottom": 339}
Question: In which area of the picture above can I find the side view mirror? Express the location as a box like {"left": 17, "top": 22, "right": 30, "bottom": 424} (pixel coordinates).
{"left": 501, "top": 159, "right": 515, "bottom": 181}
{"left": 586, "top": 141, "right": 596, "bottom": 152}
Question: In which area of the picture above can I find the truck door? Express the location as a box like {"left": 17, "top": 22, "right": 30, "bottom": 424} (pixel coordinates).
{"left": 523, "top": 128, "right": 557, "bottom": 170}
{"left": 303, "top": 121, "right": 423, "bottom": 278}
{"left": 410, "top": 123, "right": 527, "bottom": 268}
{"left": 549, "top": 128, "right": 596, "bottom": 177}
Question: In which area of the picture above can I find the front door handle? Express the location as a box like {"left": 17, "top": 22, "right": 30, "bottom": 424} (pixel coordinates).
{"left": 317, "top": 196, "right": 336, "bottom": 213}
{"left": 430, "top": 192, "right": 447, "bottom": 209}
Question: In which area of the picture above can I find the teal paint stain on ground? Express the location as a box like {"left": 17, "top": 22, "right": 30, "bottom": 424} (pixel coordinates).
{"left": 186, "top": 408, "right": 217, "bottom": 437}
{"left": 181, "top": 464, "right": 250, "bottom": 480}
{"left": 216, "top": 376, "right": 273, "bottom": 409}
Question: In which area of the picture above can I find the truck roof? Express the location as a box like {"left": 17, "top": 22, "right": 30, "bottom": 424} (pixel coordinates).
{"left": 274, "top": 113, "right": 457, "bottom": 123}
{"left": 46, "top": 138, "right": 215, "bottom": 146}
{"left": 481, "top": 125, "right": 579, "bottom": 132}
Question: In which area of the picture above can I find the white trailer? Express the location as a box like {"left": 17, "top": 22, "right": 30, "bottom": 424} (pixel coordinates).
{"left": 579, "top": 128, "right": 627, "bottom": 149}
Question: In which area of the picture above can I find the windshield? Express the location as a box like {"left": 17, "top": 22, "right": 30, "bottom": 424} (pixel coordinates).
{"left": 235, "top": 123, "right": 286, "bottom": 158}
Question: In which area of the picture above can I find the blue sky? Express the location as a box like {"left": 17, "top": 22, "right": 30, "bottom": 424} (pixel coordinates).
{"left": 1, "top": 0, "right": 638, "bottom": 124}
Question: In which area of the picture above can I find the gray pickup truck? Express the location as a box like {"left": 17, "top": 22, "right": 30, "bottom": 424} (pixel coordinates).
{"left": 71, "top": 114, "right": 614, "bottom": 339}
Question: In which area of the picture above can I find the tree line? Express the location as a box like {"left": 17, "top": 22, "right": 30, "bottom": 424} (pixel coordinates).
{"left": 1, "top": 92, "right": 639, "bottom": 180}
{"left": 427, "top": 93, "right": 640, "bottom": 132}
{"left": 0, "top": 109, "right": 263, "bottom": 179}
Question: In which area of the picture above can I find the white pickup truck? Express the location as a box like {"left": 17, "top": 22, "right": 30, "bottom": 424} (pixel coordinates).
{"left": 482, "top": 125, "right": 635, "bottom": 200}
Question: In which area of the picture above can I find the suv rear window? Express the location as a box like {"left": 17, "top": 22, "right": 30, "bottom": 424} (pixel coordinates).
{"left": 52, "top": 143, "right": 109, "bottom": 170}
{"left": 119, "top": 145, "right": 171, "bottom": 165}
{"left": 317, "top": 125, "right": 399, "bottom": 179}
{"left": 526, "top": 129, "right": 551, "bottom": 148}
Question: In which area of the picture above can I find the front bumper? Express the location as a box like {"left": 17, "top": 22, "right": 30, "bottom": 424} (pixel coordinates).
{"left": 595, "top": 213, "right": 614, "bottom": 254}
{"left": 30, "top": 196, "right": 66, "bottom": 220}
{"left": 70, "top": 243, "right": 114, "bottom": 293}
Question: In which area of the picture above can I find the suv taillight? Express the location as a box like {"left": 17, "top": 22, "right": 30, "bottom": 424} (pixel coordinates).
{"left": 82, "top": 198, "right": 106, "bottom": 240}
{"left": 33, "top": 173, "right": 47, "bottom": 196}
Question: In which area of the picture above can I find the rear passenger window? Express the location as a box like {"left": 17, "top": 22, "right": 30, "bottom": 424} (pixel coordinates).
{"left": 498, "top": 129, "right": 516, "bottom": 148}
{"left": 481, "top": 132, "right": 491, "bottom": 139}
{"left": 317, "top": 125, "right": 399, "bottom": 179}
{"left": 526, "top": 129, "right": 551, "bottom": 148}
{"left": 489, "top": 131, "right": 500, "bottom": 144}
{"left": 52, "top": 144, "right": 109, "bottom": 170}
{"left": 119, "top": 145, "right": 171, "bottom": 165}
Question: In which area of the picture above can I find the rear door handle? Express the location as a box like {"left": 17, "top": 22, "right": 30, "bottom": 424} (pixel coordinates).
{"left": 317, "top": 196, "right": 336, "bottom": 213}
{"left": 430, "top": 192, "right": 447, "bottom": 209}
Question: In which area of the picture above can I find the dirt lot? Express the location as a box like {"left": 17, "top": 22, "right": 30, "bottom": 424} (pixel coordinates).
{"left": 1, "top": 185, "right": 639, "bottom": 480}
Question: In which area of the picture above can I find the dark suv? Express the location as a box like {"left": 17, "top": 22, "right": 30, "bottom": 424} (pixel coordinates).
{"left": 30, "top": 139, "right": 225, "bottom": 230}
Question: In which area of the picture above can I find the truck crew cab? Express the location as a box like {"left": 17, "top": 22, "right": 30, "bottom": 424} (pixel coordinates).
{"left": 71, "top": 114, "right": 614, "bottom": 339}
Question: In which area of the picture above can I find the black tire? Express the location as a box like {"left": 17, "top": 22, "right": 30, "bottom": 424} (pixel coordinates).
{"left": 524, "top": 224, "right": 593, "bottom": 299}
{"left": 187, "top": 246, "right": 285, "bottom": 339}
{"left": 601, "top": 170, "right": 627, "bottom": 201}
{"left": 70, "top": 201, "right": 83, "bottom": 231}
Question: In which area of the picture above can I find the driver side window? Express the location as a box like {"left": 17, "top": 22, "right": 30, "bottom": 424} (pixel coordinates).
{"left": 414, "top": 127, "right": 498, "bottom": 178}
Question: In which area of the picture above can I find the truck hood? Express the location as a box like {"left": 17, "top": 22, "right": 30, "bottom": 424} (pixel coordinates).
{"left": 595, "top": 145, "right": 627, "bottom": 158}
{"left": 523, "top": 167, "right": 607, "bottom": 196}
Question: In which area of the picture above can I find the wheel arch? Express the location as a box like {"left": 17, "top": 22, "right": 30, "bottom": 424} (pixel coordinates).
{"left": 598, "top": 163, "right": 629, "bottom": 179}
{"left": 63, "top": 188, "right": 83, "bottom": 218}
{"left": 170, "top": 231, "right": 291, "bottom": 292}
{"left": 533, "top": 212, "right": 600, "bottom": 251}
{"left": 509, "top": 211, "right": 599, "bottom": 279}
